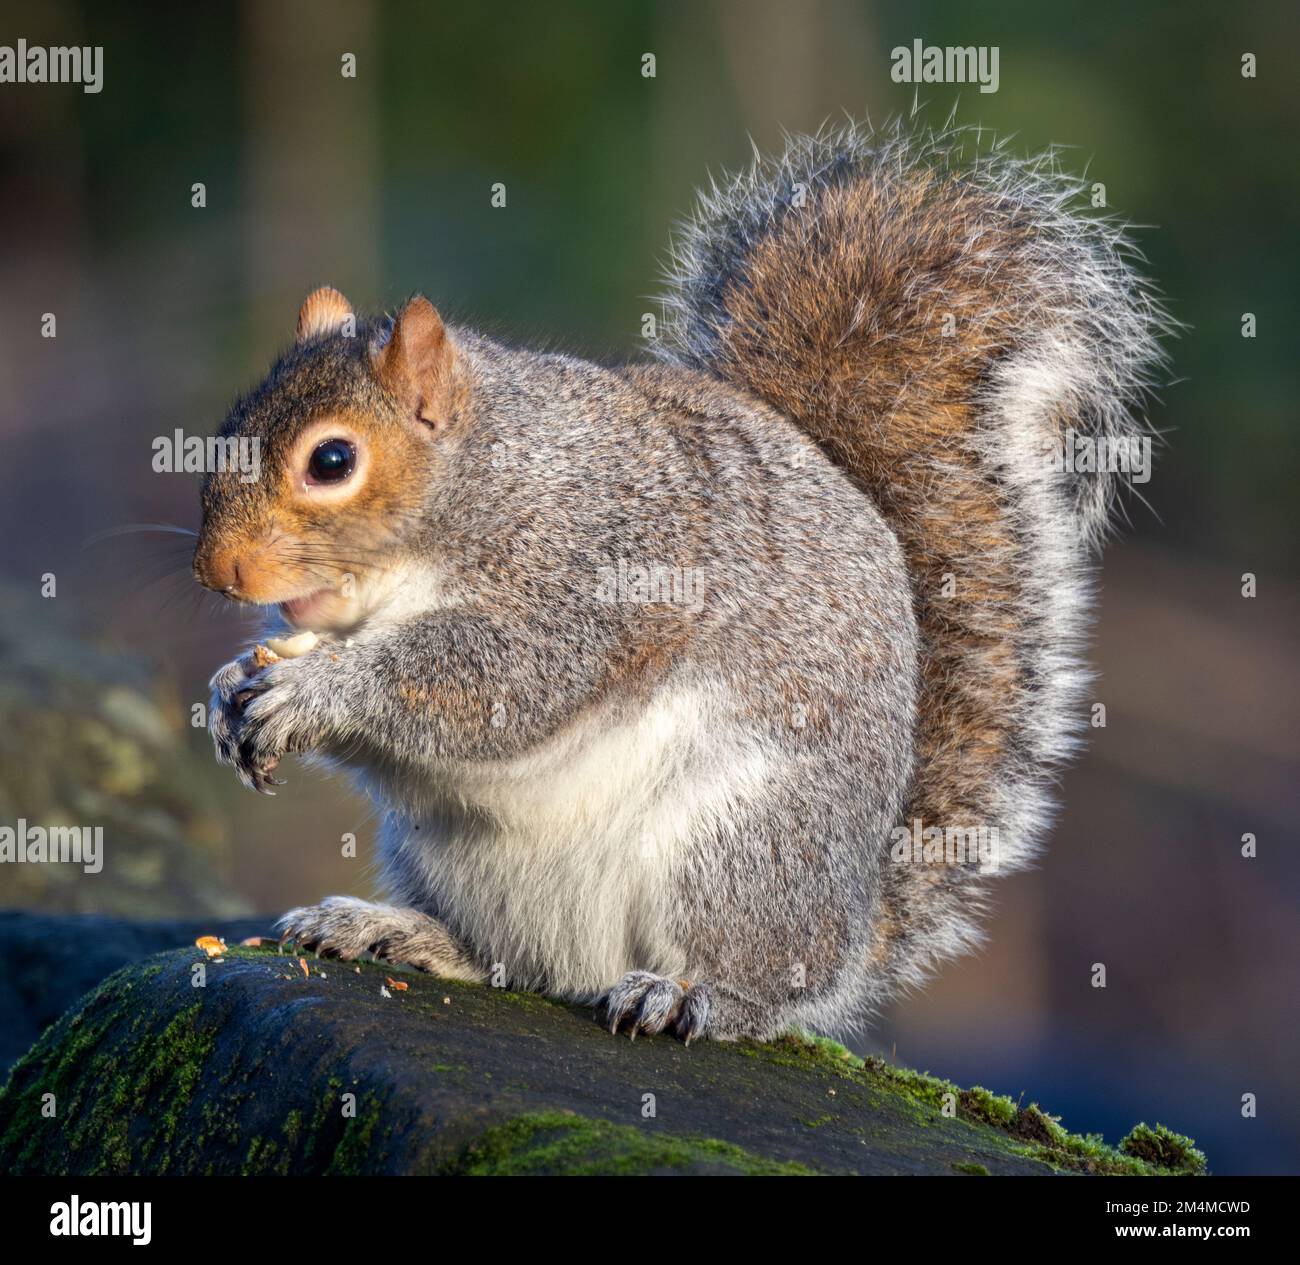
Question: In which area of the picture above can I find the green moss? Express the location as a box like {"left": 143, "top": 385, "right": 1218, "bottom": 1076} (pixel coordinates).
{"left": 959, "top": 1085, "right": 1020, "bottom": 1128}
{"left": 0, "top": 952, "right": 1208, "bottom": 1178}
{"left": 952, "top": 1161, "right": 990, "bottom": 1176}
{"left": 242, "top": 1136, "right": 264, "bottom": 1173}
{"left": 1008, "top": 1105, "right": 1164, "bottom": 1176}
{"left": 1120, "top": 1123, "right": 1208, "bottom": 1176}
{"left": 324, "top": 1094, "right": 388, "bottom": 1175}
{"left": 863, "top": 1059, "right": 955, "bottom": 1111}
{"left": 441, "top": 1110, "right": 816, "bottom": 1176}
{"left": 0, "top": 968, "right": 215, "bottom": 1175}
{"left": 1013, "top": 1103, "right": 1059, "bottom": 1145}
{"left": 744, "top": 1033, "right": 1204, "bottom": 1177}
{"left": 137, "top": 1002, "right": 215, "bottom": 1162}
{"left": 493, "top": 989, "right": 564, "bottom": 1013}
{"left": 756, "top": 1032, "right": 866, "bottom": 1076}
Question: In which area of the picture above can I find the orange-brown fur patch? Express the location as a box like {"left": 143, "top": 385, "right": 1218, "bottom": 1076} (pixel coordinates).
{"left": 703, "top": 174, "right": 1037, "bottom": 971}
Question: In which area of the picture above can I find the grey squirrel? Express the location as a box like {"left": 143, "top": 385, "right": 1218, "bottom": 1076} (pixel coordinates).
{"left": 193, "top": 120, "right": 1168, "bottom": 1041}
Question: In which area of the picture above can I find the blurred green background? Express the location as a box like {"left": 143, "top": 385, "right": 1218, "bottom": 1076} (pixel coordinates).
{"left": 0, "top": 0, "right": 1295, "bottom": 1173}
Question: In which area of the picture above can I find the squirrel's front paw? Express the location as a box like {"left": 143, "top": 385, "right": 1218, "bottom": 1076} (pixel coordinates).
{"left": 207, "top": 654, "right": 257, "bottom": 777}
{"left": 597, "top": 971, "right": 712, "bottom": 1043}
{"left": 208, "top": 655, "right": 318, "bottom": 795}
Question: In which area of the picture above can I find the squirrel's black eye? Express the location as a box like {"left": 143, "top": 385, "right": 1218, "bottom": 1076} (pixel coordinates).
{"left": 307, "top": 439, "right": 355, "bottom": 483}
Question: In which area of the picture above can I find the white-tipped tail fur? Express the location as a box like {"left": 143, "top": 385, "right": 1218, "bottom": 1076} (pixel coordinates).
{"left": 653, "top": 116, "right": 1172, "bottom": 999}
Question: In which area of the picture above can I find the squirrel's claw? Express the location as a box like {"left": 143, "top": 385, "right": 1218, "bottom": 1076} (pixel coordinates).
{"left": 597, "top": 971, "right": 711, "bottom": 1043}
{"left": 273, "top": 897, "right": 490, "bottom": 983}
{"left": 208, "top": 652, "right": 312, "bottom": 795}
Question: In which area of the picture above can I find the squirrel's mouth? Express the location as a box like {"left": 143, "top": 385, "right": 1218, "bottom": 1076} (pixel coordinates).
{"left": 279, "top": 588, "right": 336, "bottom": 628}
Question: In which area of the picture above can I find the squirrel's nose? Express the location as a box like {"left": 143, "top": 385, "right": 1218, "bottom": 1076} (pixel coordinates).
{"left": 194, "top": 547, "right": 242, "bottom": 597}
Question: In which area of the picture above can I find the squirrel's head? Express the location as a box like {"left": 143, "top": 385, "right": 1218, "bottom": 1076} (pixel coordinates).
{"left": 193, "top": 287, "right": 465, "bottom": 633}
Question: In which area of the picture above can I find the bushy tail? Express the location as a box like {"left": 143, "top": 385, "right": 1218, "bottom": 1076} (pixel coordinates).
{"left": 655, "top": 118, "right": 1170, "bottom": 1000}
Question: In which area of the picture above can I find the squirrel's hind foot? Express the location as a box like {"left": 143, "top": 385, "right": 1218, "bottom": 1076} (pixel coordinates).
{"left": 276, "top": 896, "right": 486, "bottom": 983}
{"left": 597, "top": 970, "right": 712, "bottom": 1044}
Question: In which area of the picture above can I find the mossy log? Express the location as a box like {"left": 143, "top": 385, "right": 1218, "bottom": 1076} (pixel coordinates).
{"left": 0, "top": 912, "right": 268, "bottom": 1069}
{"left": 0, "top": 944, "right": 1204, "bottom": 1176}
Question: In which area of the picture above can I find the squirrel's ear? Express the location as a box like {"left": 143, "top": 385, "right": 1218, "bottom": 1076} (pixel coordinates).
{"left": 296, "top": 287, "right": 354, "bottom": 342}
{"left": 372, "top": 296, "right": 454, "bottom": 430}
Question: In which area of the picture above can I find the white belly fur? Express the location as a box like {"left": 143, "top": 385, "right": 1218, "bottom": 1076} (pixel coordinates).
{"left": 369, "top": 683, "right": 771, "bottom": 998}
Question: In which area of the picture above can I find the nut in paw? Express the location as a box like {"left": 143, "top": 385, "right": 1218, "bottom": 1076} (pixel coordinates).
{"left": 208, "top": 654, "right": 313, "bottom": 795}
